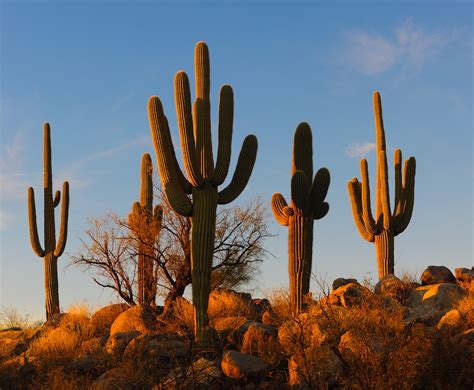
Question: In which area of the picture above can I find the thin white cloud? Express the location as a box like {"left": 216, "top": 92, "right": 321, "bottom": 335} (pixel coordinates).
{"left": 345, "top": 142, "right": 376, "bottom": 158}
{"left": 342, "top": 19, "right": 454, "bottom": 75}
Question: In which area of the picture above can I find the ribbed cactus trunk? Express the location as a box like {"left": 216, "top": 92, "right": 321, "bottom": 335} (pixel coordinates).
{"left": 375, "top": 229, "right": 394, "bottom": 279}
{"left": 288, "top": 215, "right": 313, "bottom": 312}
{"left": 191, "top": 184, "right": 217, "bottom": 339}
{"left": 148, "top": 42, "right": 258, "bottom": 343}
{"left": 271, "top": 123, "right": 330, "bottom": 315}
{"left": 28, "top": 123, "right": 69, "bottom": 320}
{"left": 347, "top": 91, "right": 416, "bottom": 280}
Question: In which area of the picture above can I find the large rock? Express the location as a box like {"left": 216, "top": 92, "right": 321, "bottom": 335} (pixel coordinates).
{"left": 90, "top": 303, "right": 130, "bottom": 337}
{"left": 221, "top": 350, "right": 268, "bottom": 382}
{"left": 105, "top": 331, "right": 139, "bottom": 356}
{"left": 437, "top": 309, "right": 463, "bottom": 329}
{"left": 455, "top": 267, "right": 474, "bottom": 291}
{"left": 81, "top": 335, "right": 108, "bottom": 354}
{"left": 421, "top": 266, "right": 456, "bottom": 285}
{"left": 332, "top": 278, "right": 358, "bottom": 291}
{"left": 160, "top": 357, "right": 223, "bottom": 388}
{"left": 110, "top": 305, "right": 157, "bottom": 335}
{"left": 0, "top": 329, "right": 38, "bottom": 359}
{"left": 122, "top": 333, "right": 188, "bottom": 367}
{"left": 405, "top": 283, "right": 466, "bottom": 324}
{"left": 90, "top": 368, "right": 130, "bottom": 390}
{"left": 208, "top": 289, "right": 260, "bottom": 320}
{"left": 323, "top": 283, "right": 371, "bottom": 308}
{"left": 374, "top": 275, "right": 410, "bottom": 303}
{"left": 241, "top": 322, "right": 278, "bottom": 360}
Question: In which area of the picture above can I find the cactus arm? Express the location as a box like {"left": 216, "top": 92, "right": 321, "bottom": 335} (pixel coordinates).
{"left": 217, "top": 135, "right": 258, "bottom": 205}
{"left": 292, "top": 122, "right": 313, "bottom": 179}
{"left": 347, "top": 179, "right": 375, "bottom": 242}
{"left": 378, "top": 151, "right": 392, "bottom": 230}
{"left": 27, "top": 187, "right": 45, "bottom": 257}
{"left": 309, "top": 167, "right": 330, "bottom": 212}
{"left": 148, "top": 96, "right": 193, "bottom": 216}
{"left": 359, "top": 159, "right": 379, "bottom": 235}
{"left": 271, "top": 193, "right": 293, "bottom": 226}
{"left": 54, "top": 181, "right": 69, "bottom": 257}
{"left": 394, "top": 157, "right": 416, "bottom": 235}
{"left": 194, "top": 42, "right": 214, "bottom": 178}
{"left": 313, "top": 202, "right": 329, "bottom": 220}
{"left": 163, "top": 116, "right": 192, "bottom": 194}
{"left": 53, "top": 191, "right": 61, "bottom": 208}
{"left": 211, "top": 85, "right": 233, "bottom": 186}
{"left": 140, "top": 153, "right": 153, "bottom": 212}
{"left": 174, "top": 71, "right": 204, "bottom": 187}
{"left": 291, "top": 171, "right": 309, "bottom": 216}
{"left": 392, "top": 149, "right": 403, "bottom": 220}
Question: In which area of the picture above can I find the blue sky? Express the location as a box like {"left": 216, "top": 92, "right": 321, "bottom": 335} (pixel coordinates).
{"left": 1, "top": 1, "right": 472, "bottom": 320}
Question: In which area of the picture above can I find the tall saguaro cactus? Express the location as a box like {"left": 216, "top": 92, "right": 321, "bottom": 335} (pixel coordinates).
{"left": 27, "top": 123, "right": 69, "bottom": 319}
{"left": 147, "top": 42, "right": 258, "bottom": 341}
{"left": 128, "top": 153, "right": 163, "bottom": 306}
{"left": 271, "top": 123, "right": 330, "bottom": 314}
{"left": 347, "top": 91, "right": 416, "bottom": 279}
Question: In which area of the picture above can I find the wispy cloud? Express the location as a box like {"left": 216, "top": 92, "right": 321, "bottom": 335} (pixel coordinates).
{"left": 341, "top": 19, "right": 456, "bottom": 76}
{"left": 345, "top": 142, "right": 376, "bottom": 158}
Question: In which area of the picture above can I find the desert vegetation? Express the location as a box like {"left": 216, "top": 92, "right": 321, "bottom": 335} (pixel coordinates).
{"left": 1, "top": 41, "right": 472, "bottom": 389}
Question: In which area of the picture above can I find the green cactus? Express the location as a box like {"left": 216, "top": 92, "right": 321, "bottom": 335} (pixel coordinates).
{"left": 27, "top": 123, "right": 69, "bottom": 319}
{"left": 147, "top": 42, "right": 258, "bottom": 342}
{"left": 271, "top": 123, "right": 330, "bottom": 314}
{"left": 347, "top": 91, "right": 416, "bottom": 279}
{"left": 128, "top": 153, "right": 163, "bottom": 306}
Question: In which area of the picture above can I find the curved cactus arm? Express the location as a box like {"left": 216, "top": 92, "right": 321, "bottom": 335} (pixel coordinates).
{"left": 211, "top": 85, "right": 233, "bottom": 186}
{"left": 309, "top": 167, "right": 330, "bottom": 210}
{"left": 148, "top": 96, "right": 193, "bottom": 216}
{"left": 291, "top": 171, "right": 309, "bottom": 216}
{"left": 153, "top": 204, "right": 163, "bottom": 226}
{"left": 217, "top": 135, "right": 258, "bottom": 205}
{"left": 347, "top": 179, "right": 375, "bottom": 242}
{"left": 292, "top": 122, "right": 313, "bottom": 179}
{"left": 378, "top": 151, "right": 392, "bottom": 230}
{"left": 175, "top": 71, "right": 203, "bottom": 187}
{"left": 140, "top": 153, "right": 153, "bottom": 212}
{"left": 314, "top": 202, "right": 329, "bottom": 220}
{"left": 163, "top": 116, "right": 192, "bottom": 194}
{"left": 128, "top": 201, "right": 142, "bottom": 230}
{"left": 271, "top": 193, "right": 293, "bottom": 226}
{"left": 360, "top": 159, "right": 378, "bottom": 235}
{"left": 53, "top": 190, "right": 61, "bottom": 208}
{"left": 27, "top": 187, "right": 45, "bottom": 257}
{"left": 394, "top": 157, "right": 416, "bottom": 235}
{"left": 392, "top": 149, "right": 403, "bottom": 220}
{"left": 194, "top": 42, "right": 214, "bottom": 178}
{"left": 54, "top": 181, "right": 69, "bottom": 257}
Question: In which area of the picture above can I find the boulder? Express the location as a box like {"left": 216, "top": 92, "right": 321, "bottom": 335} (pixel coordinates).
{"left": 208, "top": 289, "right": 259, "bottom": 320}
{"left": 221, "top": 350, "right": 268, "bottom": 382}
{"left": 324, "top": 283, "right": 371, "bottom": 308}
{"left": 160, "top": 357, "right": 223, "bottom": 388}
{"left": 421, "top": 266, "right": 456, "bottom": 285}
{"left": 261, "top": 310, "right": 280, "bottom": 327}
{"left": 241, "top": 322, "right": 278, "bottom": 357}
{"left": 90, "top": 368, "right": 130, "bottom": 390}
{"left": 105, "top": 331, "right": 139, "bottom": 356}
{"left": 226, "top": 320, "right": 253, "bottom": 347}
{"left": 80, "top": 335, "right": 108, "bottom": 354}
{"left": 455, "top": 267, "right": 474, "bottom": 291}
{"left": 0, "top": 329, "right": 38, "bottom": 359}
{"left": 332, "top": 278, "right": 358, "bottom": 291}
{"left": 338, "top": 330, "right": 383, "bottom": 355}
{"left": 405, "top": 283, "right": 466, "bottom": 324}
{"left": 437, "top": 309, "right": 463, "bottom": 329}
{"left": 90, "top": 303, "right": 129, "bottom": 337}
{"left": 123, "top": 333, "right": 188, "bottom": 366}
{"left": 374, "top": 275, "right": 410, "bottom": 303}
{"left": 69, "top": 355, "right": 99, "bottom": 374}
{"left": 110, "top": 305, "right": 157, "bottom": 335}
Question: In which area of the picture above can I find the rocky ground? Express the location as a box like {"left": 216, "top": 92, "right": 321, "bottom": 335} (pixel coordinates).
{"left": 1, "top": 265, "right": 473, "bottom": 389}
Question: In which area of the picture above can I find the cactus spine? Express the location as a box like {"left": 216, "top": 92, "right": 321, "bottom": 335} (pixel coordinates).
{"left": 347, "top": 91, "right": 416, "bottom": 279}
{"left": 147, "top": 42, "right": 258, "bottom": 342}
{"left": 129, "top": 153, "right": 163, "bottom": 306}
{"left": 27, "top": 123, "right": 69, "bottom": 319}
{"left": 271, "top": 123, "right": 330, "bottom": 314}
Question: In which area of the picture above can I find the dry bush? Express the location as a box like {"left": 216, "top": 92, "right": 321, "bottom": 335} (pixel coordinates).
{"left": 266, "top": 288, "right": 292, "bottom": 321}
{"left": 171, "top": 296, "right": 194, "bottom": 331}
{"left": 454, "top": 292, "right": 474, "bottom": 327}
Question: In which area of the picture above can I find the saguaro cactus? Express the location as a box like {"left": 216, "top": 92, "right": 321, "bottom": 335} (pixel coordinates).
{"left": 271, "top": 123, "right": 330, "bottom": 314}
{"left": 347, "top": 91, "right": 416, "bottom": 279}
{"left": 147, "top": 42, "right": 258, "bottom": 342}
{"left": 27, "top": 123, "right": 69, "bottom": 319}
{"left": 129, "top": 153, "right": 163, "bottom": 306}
